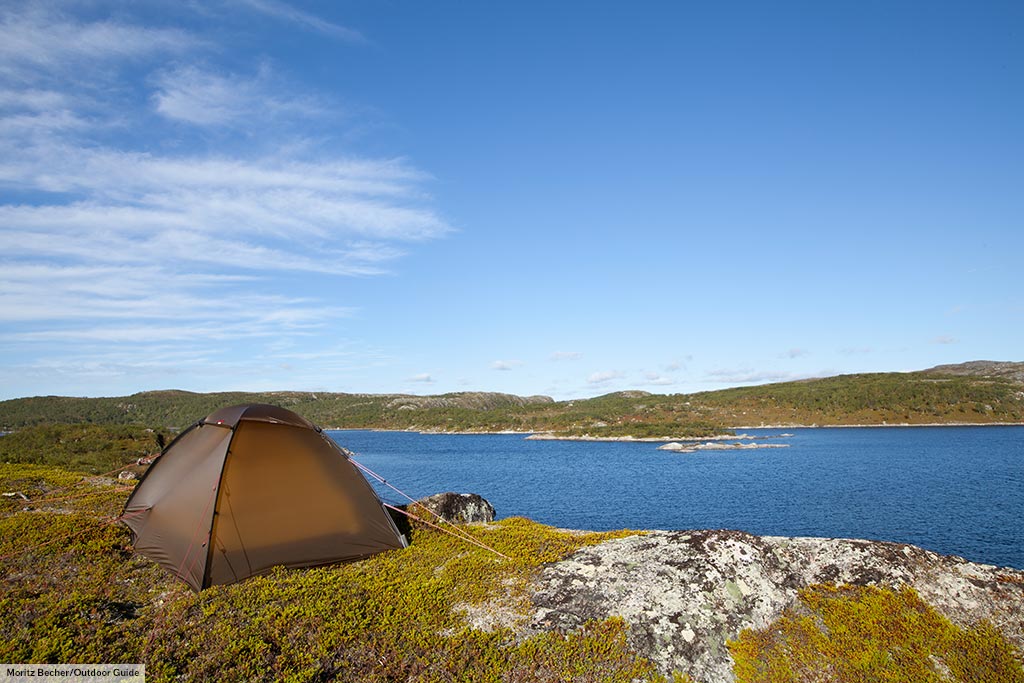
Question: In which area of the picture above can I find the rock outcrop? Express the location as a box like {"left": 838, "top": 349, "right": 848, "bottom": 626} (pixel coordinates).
{"left": 519, "top": 530, "right": 1024, "bottom": 682}
{"left": 411, "top": 492, "right": 497, "bottom": 524}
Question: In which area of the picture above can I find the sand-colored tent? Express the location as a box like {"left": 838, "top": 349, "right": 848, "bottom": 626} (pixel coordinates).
{"left": 122, "top": 404, "right": 407, "bottom": 591}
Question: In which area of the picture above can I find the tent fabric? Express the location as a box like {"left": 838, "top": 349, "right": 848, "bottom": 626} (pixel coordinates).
{"left": 122, "top": 404, "right": 407, "bottom": 591}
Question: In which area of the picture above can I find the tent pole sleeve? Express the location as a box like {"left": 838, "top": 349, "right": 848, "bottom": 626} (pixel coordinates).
{"left": 201, "top": 426, "right": 237, "bottom": 590}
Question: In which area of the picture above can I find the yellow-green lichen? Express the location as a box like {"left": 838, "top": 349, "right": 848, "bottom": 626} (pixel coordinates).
{"left": 728, "top": 584, "right": 1024, "bottom": 683}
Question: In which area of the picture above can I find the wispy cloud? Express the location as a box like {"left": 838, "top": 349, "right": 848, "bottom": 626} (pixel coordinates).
{"left": 407, "top": 373, "right": 435, "bottom": 384}
{"left": 0, "top": 6, "right": 448, "bottom": 397}
{"left": 779, "top": 348, "right": 810, "bottom": 359}
{"left": 491, "top": 360, "right": 523, "bottom": 371}
{"left": 932, "top": 335, "right": 959, "bottom": 345}
{"left": 550, "top": 351, "right": 582, "bottom": 361}
{"left": 233, "top": 0, "right": 366, "bottom": 43}
{"left": 587, "top": 370, "right": 623, "bottom": 385}
{"left": 0, "top": 9, "right": 198, "bottom": 75}
{"left": 704, "top": 367, "right": 802, "bottom": 384}
{"left": 153, "top": 66, "right": 261, "bottom": 126}
{"left": 151, "top": 64, "right": 327, "bottom": 127}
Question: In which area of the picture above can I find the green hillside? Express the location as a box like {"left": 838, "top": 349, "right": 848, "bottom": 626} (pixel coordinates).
{"left": 1, "top": 361, "right": 1021, "bottom": 437}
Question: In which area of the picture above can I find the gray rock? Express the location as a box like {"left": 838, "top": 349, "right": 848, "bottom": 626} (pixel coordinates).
{"left": 520, "top": 529, "right": 1024, "bottom": 683}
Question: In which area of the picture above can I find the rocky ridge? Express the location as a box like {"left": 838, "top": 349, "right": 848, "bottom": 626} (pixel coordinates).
{"left": 926, "top": 360, "right": 1024, "bottom": 384}
{"left": 383, "top": 392, "right": 553, "bottom": 411}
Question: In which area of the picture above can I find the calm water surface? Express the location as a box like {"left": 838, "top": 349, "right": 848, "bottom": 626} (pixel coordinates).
{"left": 328, "top": 426, "right": 1024, "bottom": 569}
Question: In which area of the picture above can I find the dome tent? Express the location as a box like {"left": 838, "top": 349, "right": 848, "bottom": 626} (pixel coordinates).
{"left": 122, "top": 404, "right": 407, "bottom": 591}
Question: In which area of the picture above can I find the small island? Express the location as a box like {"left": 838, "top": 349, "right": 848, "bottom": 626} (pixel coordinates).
{"left": 657, "top": 440, "right": 791, "bottom": 452}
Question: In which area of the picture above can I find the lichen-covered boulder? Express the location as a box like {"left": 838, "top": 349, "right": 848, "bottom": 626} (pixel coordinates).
{"left": 413, "top": 492, "right": 496, "bottom": 524}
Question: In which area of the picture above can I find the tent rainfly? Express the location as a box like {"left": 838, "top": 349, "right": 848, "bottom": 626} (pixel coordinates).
{"left": 122, "top": 404, "right": 407, "bottom": 591}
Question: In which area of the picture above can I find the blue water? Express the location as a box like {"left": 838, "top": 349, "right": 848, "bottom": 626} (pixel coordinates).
{"left": 327, "top": 426, "right": 1024, "bottom": 570}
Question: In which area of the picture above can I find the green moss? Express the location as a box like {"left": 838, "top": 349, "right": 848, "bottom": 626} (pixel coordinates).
{"left": 728, "top": 584, "right": 1024, "bottom": 683}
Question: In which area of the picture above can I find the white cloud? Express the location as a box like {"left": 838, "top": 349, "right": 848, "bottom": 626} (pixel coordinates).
{"left": 550, "top": 351, "right": 582, "bottom": 361}
{"left": 0, "top": 149, "right": 447, "bottom": 244}
{"left": 491, "top": 359, "right": 523, "bottom": 371}
{"left": 151, "top": 64, "right": 327, "bottom": 128}
{"left": 705, "top": 367, "right": 800, "bottom": 384}
{"left": 0, "top": 10, "right": 197, "bottom": 74}
{"left": 779, "top": 348, "right": 810, "bottom": 359}
{"left": 0, "top": 262, "right": 349, "bottom": 347}
{"left": 153, "top": 66, "right": 257, "bottom": 126}
{"left": 642, "top": 372, "right": 676, "bottom": 386}
{"left": 0, "top": 89, "right": 71, "bottom": 110}
{"left": 587, "top": 370, "right": 623, "bottom": 385}
{"left": 408, "top": 373, "right": 435, "bottom": 383}
{"left": 932, "top": 335, "right": 959, "bottom": 345}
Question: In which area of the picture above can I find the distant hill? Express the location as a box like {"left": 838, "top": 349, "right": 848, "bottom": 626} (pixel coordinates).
{"left": 924, "top": 360, "right": 1024, "bottom": 384}
{"left": 0, "top": 390, "right": 555, "bottom": 432}
{"left": 1, "top": 361, "right": 1021, "bottom": 436}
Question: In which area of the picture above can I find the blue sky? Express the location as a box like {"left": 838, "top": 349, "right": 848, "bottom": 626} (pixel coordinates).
{"left": 1, "top": 1, "right": 1021, "bottom": 401}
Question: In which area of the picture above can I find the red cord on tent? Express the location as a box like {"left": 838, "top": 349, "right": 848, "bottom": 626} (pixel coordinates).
{"left": 347, "top": 456, "right": 511, "bottom": 562}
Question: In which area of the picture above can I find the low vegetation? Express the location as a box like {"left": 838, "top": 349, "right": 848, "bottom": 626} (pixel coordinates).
{"left": 729, "top": 584, "right": 1024, "bottom": 683}
{"left": 2, "top": 423, "right": 1022, "bottom": 681}
{"left": 1, "top": 460, "right": 680, "bottom": 681}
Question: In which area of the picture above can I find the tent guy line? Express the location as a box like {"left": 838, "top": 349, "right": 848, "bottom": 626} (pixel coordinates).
{"left": 348, "top": 455, "right": 512, "bottom": 561}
